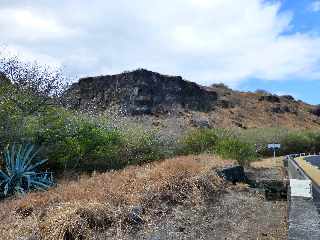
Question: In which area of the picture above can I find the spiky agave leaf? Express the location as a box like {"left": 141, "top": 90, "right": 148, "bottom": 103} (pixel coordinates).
{"left": 0, "top": 144, "right": 54, "bottom": 196}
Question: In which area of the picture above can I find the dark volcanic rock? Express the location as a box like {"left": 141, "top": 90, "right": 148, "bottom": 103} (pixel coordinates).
{"left": 217, "top": 166, "right": 248, "bottom": 184}
{"left": 270, "top": 105, "right": 297, "bottom": 114}
{"left": 259, "top": 95, "right": 281, "bottom": 103}
{"left": 281, "top": 95, "right": 295, "bottom": 101}
{"left": 217, "top": 98, "right": 235, "bottom": 108}
{"left": 311, "top": 105, "right": 320, "bottom": 117}
{"left": 65, "top": 69, "right": 218, "bottom": 115}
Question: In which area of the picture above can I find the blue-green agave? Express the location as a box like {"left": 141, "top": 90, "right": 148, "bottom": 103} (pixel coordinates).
{"left": 0, "top": 144, "right": 54, "bottom": 196}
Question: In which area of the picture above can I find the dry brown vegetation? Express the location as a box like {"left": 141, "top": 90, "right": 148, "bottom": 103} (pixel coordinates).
{"left": 0, "top": 155, "right": 233, "bottom": 240}
{"left": 250, "top": 157, "right": 284, "bottom": 169}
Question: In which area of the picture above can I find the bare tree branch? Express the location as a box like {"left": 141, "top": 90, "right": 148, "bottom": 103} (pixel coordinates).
{"left": 0, "top": 53, "right": 70, "bottom": 115}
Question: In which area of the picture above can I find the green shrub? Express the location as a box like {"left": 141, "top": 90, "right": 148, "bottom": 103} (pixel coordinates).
{"left": 0, "top": 87, "right": 28, "bottom": 147}
{"left": 76, "top": 122, "right": 124, "bottom": 170}
{"left": 215, "top": 137, "right": 257, "bottom": 166}
{"left": 279, "top": 131, "right": 320, "bottom": 155}
{"left": 26, "top": 108, "right": 80, "bottom": 169}
{"left": 236, "top": 128, "right": 289, "bottom": 157}
{"left": 121, "top": 126, "right": 166, "bottom": 165}
{"left": 305, "top": 131, "right": 320, "bottom": 153}
{"left": 236, "top": 128, "right": 320, "bottom": 157}
{"left": 25, "top": 108, "right": 124, "bottom": 170}
{"left": 179, "top": 129, "right": 219, "bottom": 155}
{"left": 23, "top": 108, "right": 170, "bottom": 171}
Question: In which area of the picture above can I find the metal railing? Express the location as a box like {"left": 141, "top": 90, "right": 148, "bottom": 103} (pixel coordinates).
{"left": 286, "top": 152, "right": 320, "bottom": 160}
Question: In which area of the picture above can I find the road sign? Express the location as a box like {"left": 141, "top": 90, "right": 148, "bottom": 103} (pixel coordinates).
{"left": 268, "top": 143, "right": 281, "bottom": 158}
{"left": 268, "top": 144, "right": 281, "bottom": 149}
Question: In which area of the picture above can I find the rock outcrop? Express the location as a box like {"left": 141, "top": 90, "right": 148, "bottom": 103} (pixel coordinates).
{"left": 65, "top": 69, "right": 218, "bottom": 114}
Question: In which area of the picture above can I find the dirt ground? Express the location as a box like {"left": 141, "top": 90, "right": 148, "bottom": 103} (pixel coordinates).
{"left": 115, "top": 189, "right": 287, "bottom": 240}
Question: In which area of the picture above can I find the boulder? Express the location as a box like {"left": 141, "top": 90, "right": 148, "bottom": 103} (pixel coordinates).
{"left": 217, "top": 166, "right": 248, "bottom": 184}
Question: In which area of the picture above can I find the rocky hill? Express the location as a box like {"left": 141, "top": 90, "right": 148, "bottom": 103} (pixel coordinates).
{"left": 64, "top": 69, "right": 320, "bottom": 129}
{"left": 64, "top": 69, "right": 217, "bottom": 114}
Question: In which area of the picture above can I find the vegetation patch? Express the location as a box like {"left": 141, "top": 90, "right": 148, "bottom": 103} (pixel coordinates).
{"left": 0, "top": 155, "right": 233, "bottom": 239}
{"left": 0, "top": 144, "right": 54, "bottom": 197}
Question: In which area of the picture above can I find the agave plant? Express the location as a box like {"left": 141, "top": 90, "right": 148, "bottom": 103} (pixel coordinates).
{"left": 0, "top": 144, "right": 54, "bottom": 196}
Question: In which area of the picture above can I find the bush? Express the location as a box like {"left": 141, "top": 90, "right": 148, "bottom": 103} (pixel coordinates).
{"left": 179, "top": 129, "right": 219, "bottom": 155}
{"left": 236, "top": 128, "right": 289, "bottom": 157}
{"left": 121, "top": 126, "right": 167, "bottom": 166}
{"left": 235, "top": 128, "right": 320, "bottom": 157}
{"left": 24, "top": 108, "right": 124, "bottom": 170}
{"left": 76, "top": 122, "right": 124, "bottom": 170}
{"left": 279, "top": 131, "right": 320, "bottom": 155}
{"left": 215, "top": 138, "right": 257, "bottom": 166}
{"left": 178, "top": 128, "right": 258, "bottom": 165}
{"left": 23, "top": 108, "right": 170, "bottom": 171}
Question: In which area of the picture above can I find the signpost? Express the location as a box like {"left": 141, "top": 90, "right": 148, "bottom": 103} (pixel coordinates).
{"left": 268, "top": 143, "right": 281, "bottom": 158}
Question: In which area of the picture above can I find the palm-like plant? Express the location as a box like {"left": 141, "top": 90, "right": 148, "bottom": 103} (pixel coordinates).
{"left": 0, "top": 144, "right": 54, "bottom": 196}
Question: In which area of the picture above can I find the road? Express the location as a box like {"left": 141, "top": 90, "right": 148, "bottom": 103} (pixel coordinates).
{"left": 304, "top": 155, "right": 320, "bottom": 168}
{"left": 287, "top": 155, "right": 320, "bottom": 239}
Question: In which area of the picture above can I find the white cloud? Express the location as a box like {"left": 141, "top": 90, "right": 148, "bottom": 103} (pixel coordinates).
{"left": 0, "top": 45, "right": 61, "bottom": 68}
{"left": 310, "top": 1, "right": 320, "bottom": 12}
{"left": 0, "top": 8, "right": 77, "bottom": 42}
{"left": 0, "top": 0, "right": 320, "bottom": 86}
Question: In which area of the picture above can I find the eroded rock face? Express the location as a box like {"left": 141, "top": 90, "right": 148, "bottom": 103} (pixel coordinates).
{"left": 258, "top": 95, "right": 281, "bottom": 103}
{"left": 311, "top": 106, "right": 320, "bottom": 117}
{"left": 66, "top": 69, "right": 218, "bottom": 115}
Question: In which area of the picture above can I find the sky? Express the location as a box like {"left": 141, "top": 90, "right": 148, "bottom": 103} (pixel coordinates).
{"left": 0, "top": 0, "right": 320, "bottom": 104}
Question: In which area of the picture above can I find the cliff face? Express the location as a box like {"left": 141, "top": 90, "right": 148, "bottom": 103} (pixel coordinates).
{"left": 66, "top": 69, "right": 218, "bottom": 114}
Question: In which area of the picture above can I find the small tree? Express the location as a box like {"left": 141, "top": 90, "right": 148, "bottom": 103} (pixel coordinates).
{"left": 0, "top": 54, "right": 68, "bottom": 115}
{"left": 0, "top": 53, "right": 69, "bottom": 147}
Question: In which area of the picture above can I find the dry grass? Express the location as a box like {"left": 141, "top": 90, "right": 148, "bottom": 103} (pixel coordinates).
{"left": 251, "top": 157, "right": 284, "bottom": 169}
{"left": 0, "top": 154, "right": 233, "bottom": 240}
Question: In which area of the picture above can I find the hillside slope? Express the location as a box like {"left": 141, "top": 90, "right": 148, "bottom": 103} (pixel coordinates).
{"left": 64, "top": 69, "right": 320, "bottom": 129}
